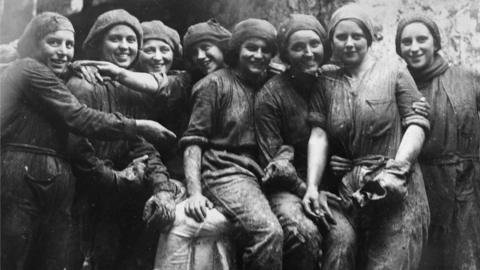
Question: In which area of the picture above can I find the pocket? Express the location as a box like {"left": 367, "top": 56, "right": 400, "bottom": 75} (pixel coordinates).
{"left": 23, "top": 155, "right": 63, "bottom": 184}
{"left": 364, "top": 99, "right": 394, "bottom": 137}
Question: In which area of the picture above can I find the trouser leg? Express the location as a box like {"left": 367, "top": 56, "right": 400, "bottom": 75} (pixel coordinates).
{"left": 268, "top": 191, "right": 322, "bottom": 270}
{"left": 204, "top": 175, "right": 283, "bottom": 270}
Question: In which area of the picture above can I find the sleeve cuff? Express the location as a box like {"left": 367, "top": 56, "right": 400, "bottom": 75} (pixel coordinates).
{"left": 178, "top": 135, "right": 209, "bottom": 150}
{"left": 307, "top": 112, "right": 327, "bottom": 129}
{"left": 402, "top": 114, "right": 430, "bottom": 132}
{"left": 122, "top": 117, "right": 138, "bottom": 139}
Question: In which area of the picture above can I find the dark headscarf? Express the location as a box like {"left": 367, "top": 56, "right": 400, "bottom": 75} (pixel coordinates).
{"left": 277, "top": 14, "right": 329, "bottom": 64}
{"left": 395, "top": 13, "right": 442, "bottom": 56}
{"left": 17, "top": 12, "right": 74, "bottom": 58}
{"left": 226, "top": 18, "right": 277, "bottom": 67}
{"left": 83, "top": 9, "right": 143, "bottom": 64}
{"left": 183, "top": 19, "right": 231, "bottom": 58}
{"left": 141, "top": 20, "right": 182, "bottom": 57}
{"left": 327, "top": 3, "right": 374, "bottom": 46}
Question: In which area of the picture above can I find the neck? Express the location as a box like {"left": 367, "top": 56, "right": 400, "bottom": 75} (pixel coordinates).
{"left": 234, "top": 66, "right": 266, "bottom": 86}
{"left": 344, "top": 52, "right": 373, "bottom": 78}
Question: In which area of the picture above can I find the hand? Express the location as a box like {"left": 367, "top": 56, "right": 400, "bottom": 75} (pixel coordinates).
{"left": 135, "top": 120, "right": 176, "bottom": 145}
{"left": 262, "top": 159, "right": 297, "bottom": 184}
{"left": 143, "top": 191, "right": 176, "bottom": 232}
{"left": 116, "top": 155, "right": 148, "bottom": 184}
{"left": 412, "top": 97, "right": 430, "bottom": 118}
{"left": 330, "top": 155, "right": 353, "bottom": 175}
{"left": 374, "top": 170, "right": 408, "bottom": 203}
{"left": 71, "top": 60, "right": 123, "bottom": 80}
{"left": 184, "top": 193, "right": 213, "bottom": 222}
{"left": 70, "top": 61, "right": 104, "bottom": 83}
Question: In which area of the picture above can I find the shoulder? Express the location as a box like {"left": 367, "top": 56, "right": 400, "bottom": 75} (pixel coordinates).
{"left": 191, "top": 68, "right": 230, "bottom": 96}
{"left": 257, "top": 74, "right": 289, "bottom": 102}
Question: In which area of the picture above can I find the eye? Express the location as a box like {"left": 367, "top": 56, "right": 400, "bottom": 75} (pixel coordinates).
{"left": 310, "top": 40, "right": 321, "bottom": 48}
{"left": 108, "top": 35, "right": 120, "bottom": 42}
{"left": 401, "top": 38, "right": 412, "bottom": 46}
{"left": 291, "top": 43, "right": 304, "bottom": 52}
{"left": 66, "top": 41, "right": 74, "bottom": 49}
{"left": 245, "top": 44, "right": 259, "bottom": 52}
{"left": 46, "top": 38, "right": 61, "bottom": 46}
{"left": 200, "top": 44, "right": 212, "bottom": 51}
{"left": 262, "top": 46, "right": 271, "bottom": 54}
{"left": 143, "top": 47, "right": 155, "bottom": 54}
{"left": 417, "top": 36, "right": 429, "bottom": 43}
{"left": 127, "top": 36, "right": 137, "bottom": 43}
{"left": 160, "top": 46, "right": 172, "bottom": 53}
{"left": 352, "top": 33, "right": 365, "bottom": 40}
{"left": 335, "top": 33, "right": 348, "bottom": 41}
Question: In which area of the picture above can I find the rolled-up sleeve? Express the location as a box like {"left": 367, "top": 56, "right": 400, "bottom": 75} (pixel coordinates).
{"left": 22, "top": 58, "right": 137, "bottom": 140}
{"left": 179, "top": 78, "right": 218, "bottom": 149}
{"left": 308, "top": 86, "right": 328, "bottom": 129}
{"left": 395, "top": 66, "right": 430, "bottom": 131}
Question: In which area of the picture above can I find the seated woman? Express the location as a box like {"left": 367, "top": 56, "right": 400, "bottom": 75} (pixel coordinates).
{"left": 0, "top": 12, "right": 170, "bottom": 270}
{"left": 255, "top": 14, "right": 352, "bottom": 270}
{"left": 396, "top": 14, "right": 480, "bottom": 270}
{"left": 308, "top": 4, "right": 430, "bottom": 269}
{"left": 178, "top": 18, "right": 283, "bottom": 270}
{"left": 66, "top": 9, "right": 178, "bottom": 270}
{"left": 132, "top": 19, "right": 236, "bottom": 270}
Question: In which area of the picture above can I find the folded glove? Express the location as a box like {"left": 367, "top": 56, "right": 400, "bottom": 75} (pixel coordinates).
{"left": 143, "top": 191, "right": 176, "bottom": 231}
{"left": 351, "top": 159, "right": 411, "bottom": 207}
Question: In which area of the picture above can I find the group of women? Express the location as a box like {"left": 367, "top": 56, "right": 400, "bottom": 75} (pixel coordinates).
{"left": 1, "top": 2, "right": 479, "bottom": 270}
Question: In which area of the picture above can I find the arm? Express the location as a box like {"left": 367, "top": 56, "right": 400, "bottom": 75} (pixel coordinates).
{"left": 254, "top": 86, "right": 306, "bottom": 197}
{"left": 22, "top": 58, "right": 174, "bottom": 142}
{"left": 183, "top": 144, "right": 213, "bottom": 222}
{"left": 71, "top": 60, "right": 168, "bottom": 95}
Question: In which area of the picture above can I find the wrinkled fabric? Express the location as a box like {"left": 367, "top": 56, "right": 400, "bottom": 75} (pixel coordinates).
{"left": 268, "top": 192, "right": 322, "bottom": 270}
{"left": 309, "top": 57, "right": 430, "bottom": 270}
{"left": 67, "top": 76, "right": 172, "bottom": 270}
{"left": 0, "top": 58, "right": 138, "bottom": 270}
{"left": 415, "top": 64, "right": 480, "bottom": 270}
{"left": 1, "top": 150, "right": 76, "bottom": 270}
{"left": 154, "top": 71, "right": 192, "bottom": 180}
{"left": 181, "top": 68, "right": 283, "bottom": 270}
{"left": 154, "top": 200, "right": 236, "bottom": 270}
{"left": 255, "top": 71, "right": 324, "bottom": 269}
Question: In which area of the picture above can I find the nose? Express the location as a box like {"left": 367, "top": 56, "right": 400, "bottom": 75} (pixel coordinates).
{"left": 345, "top": 36, "right": 354, "bottom": 48}
{"left": 119, "top": 38, "right": 129, "bottom": 50}
{"left": 252, "top": 48, "right": 264, "bottom": 58}
{"left": 153, "top": 50, "right": 162, "bottom": 60}
{"left": 57, "top": 42, "right": 68, "bottom": 57}
{"left": 304, "top": 45, "right": 314, "bottom": 57}
{"left": 410, "top": 40, "right": 419, "bottom": 52}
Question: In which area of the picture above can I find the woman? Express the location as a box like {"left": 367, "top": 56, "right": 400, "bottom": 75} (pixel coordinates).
{"left": 0, "top": 12, "right": 171, "bottom": 270}
{"left": 178, "top": 18, "right": 283, "bottom": 270}
{"left": 67, "top": 10, "right": 178, "bottom": 270}
{"left": 396, "top": 14, "right": 480, "bottom": 270}
{"left": 307, "top": 4, "right": 430, "bottom": 269}
{"left": 255, "top": 14, "right": 351, "bottom": 270}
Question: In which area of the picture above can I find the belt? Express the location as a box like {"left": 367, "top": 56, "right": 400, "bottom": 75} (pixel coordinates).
{"left": 419, "top": 153, "right": 479, "bottom": 165}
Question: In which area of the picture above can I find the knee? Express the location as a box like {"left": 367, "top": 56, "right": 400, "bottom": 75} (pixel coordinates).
{"left": 283, "top": 221, "right": 321, "bottom": 254}
{"left": 327, "top": 219, "right": 355, "bottom": 249}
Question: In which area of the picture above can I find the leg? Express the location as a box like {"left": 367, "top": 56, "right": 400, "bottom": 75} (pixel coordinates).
{"left": 154, "top": 200, "right": 234, "bottom": 270}
{"left": 321, "top": 200, "right": 357, "bottom": 270}
{"left": 203, "top": 175, "right": 283, "bottom": 270}
{"left": 268, "top": 191, "right": 322, "bottom": 270}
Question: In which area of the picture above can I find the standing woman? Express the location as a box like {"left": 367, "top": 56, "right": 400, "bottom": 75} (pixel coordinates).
{"left": 0, "top": 12, "right": 169, "bottom": 270}
{"left": 179, "top": 18, "right": 283, "bottom": 270}
{"left": 255, "top": 14, "right": 352, "bottom": 270}
{"left": 308, "top": 4, "right": 430, "bottom": 269}
{"left": 396, "top": 14, "right": 480, "bottom": 270}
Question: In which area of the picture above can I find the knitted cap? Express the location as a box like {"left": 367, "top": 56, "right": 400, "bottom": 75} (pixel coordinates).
{"left": 277, "top": 14, "right": 329, "bottom": 64}
{"left": 328, "top": 3, "right": 374, "bottom": 46}
{"left": 229, "top": 18, "right": 277, "bottom": 55}
{"left": 82, "top": 9, "right": 143, "bottom": 61}
{"left": 395, "top": 13, "right": 441, "bottom": 55}
{"left": 183, "top": 19, "right": 231, "bottom": 57}
{"left": 141, "top": 20, "right": 182, "bottom": 57}
{"left": 17, "top": 12, "right": 74, "bottom": 58}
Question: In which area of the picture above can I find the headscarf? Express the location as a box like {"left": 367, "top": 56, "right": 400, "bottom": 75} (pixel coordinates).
{"left": 17, "top": 12, "right": 74, "bottom": 58}
{"left": 183, "top": 19, "right": 231, "bottom": 58}
{"left": 327, "top": 3, "right": 374, "bottom": 46}
{"left": 227, "top": 18, "right": 277, "bottom": 66}
{"left": 82, "top": 9, "right": 143, "bottom": 63}
{"left": 141, "top": 20, "right": 182, "bottom": 57}
{"left": 395, "top": 13, "right": 442, "bottom": 56}
{"left": 277, "top": 14, "right": 329, "bottom": 64}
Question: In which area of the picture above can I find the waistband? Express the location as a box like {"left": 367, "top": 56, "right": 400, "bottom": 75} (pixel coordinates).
{"left": 2, "top": 143, "right": 68, "bottom": 160}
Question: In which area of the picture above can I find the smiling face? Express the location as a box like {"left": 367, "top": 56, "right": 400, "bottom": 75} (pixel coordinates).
{"left": 237, "top": 37, "right": 273, "bottom": 77}
{"left": 34, "top": 30, "right": 75, "bottom": 76}
{"left": 331, "top": 20, "right": 369, "bottom": 67}
{"left": 286, "top": 30, "right": 324, "bottom": 75}
{"left": 399, "top": 22, "right": 436, "bottom": 71}
{"left": 138, "top": 39, "right": 173, "bottom": 73}
{"left": 190, "top": 40, "right": 225, "bottom": 75}
{"left": 100, "top": 25, "right": 138, "bottom": 68}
